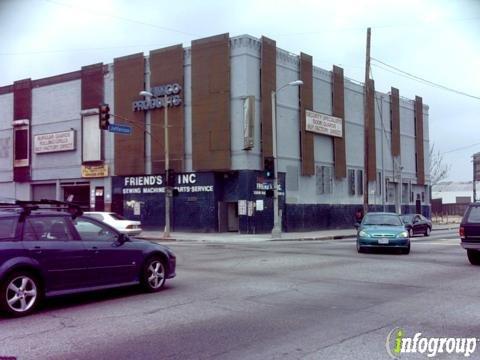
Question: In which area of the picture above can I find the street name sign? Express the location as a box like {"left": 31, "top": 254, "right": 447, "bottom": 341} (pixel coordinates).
{"left": 108, "top": 123, "right": 132, "bottom": 135}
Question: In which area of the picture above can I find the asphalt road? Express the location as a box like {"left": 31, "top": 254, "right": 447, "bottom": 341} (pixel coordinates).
{"left": 2, "top": 229, "right": 479, "bottom": 360}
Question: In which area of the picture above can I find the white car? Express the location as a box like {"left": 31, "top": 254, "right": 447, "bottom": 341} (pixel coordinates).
{"left": 84, "top": 212, "right": 142, "bottom": 236}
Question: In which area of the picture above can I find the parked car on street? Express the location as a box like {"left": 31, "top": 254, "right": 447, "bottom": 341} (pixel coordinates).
{"left": 460, "top": 203, "right": 480, "bottom": 265}
{"left": 0, "top": 200, "right": 176, "bottom": 317}
{"left": 356, "top": 212, "right": 410, "bottom": 254}
{"left": 84, "top": 211, "right": 142, "bottom": 236}
{"left": 401, "top": 214, "right": 432, "bottom": 237}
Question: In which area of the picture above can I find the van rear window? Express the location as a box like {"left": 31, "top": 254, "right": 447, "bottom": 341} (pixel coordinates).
{"left": 467, "top": 206, "right": 480, "bottom": 223}
{"left": 0, "top": 217, "right": 18, "bottom": 239}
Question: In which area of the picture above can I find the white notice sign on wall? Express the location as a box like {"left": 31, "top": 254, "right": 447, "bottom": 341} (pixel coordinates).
{"left": 305, "top": 110, "right": 343, "bottom": 138}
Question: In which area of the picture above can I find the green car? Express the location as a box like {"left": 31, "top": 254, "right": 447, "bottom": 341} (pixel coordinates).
{"left": 356, "top": 212, "right": 410, "bottom": 254}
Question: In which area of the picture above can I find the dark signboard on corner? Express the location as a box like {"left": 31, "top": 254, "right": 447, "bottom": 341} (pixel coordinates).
{"left": 114, "top": 172, "right": 214, "bottom": 195}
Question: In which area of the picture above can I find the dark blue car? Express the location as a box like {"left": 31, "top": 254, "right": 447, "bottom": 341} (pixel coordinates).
{"left": 0, "top": 200, "right": 176, "bottom": 317}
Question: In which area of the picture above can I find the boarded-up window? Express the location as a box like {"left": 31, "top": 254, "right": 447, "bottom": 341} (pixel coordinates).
{"left": 286, "top": 166, "right": 299, "bottom": 191}
{"left": 402, "top": 183, "right": 409, "bottom": 203}
{"left": 82, "top": 114, "right": 101, "bottom": 162}
{"left": 243, "top": 96, "right": 255, "bottom": 150}
{"left": 13, "top": 126, "right": 29, "bottom": 167}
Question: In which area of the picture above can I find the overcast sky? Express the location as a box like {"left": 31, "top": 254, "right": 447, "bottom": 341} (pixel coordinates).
{"left": 1, "top": 0, "right": 479, "bottom": 182}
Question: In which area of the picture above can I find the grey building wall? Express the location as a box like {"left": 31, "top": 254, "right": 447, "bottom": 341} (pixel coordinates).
{"left": 230, "top": 36, "right": 262, "bottom": 171}
{"left": 221, "top": 35, "right": 430, "bottom": 210}
{"left": 31, "top": 80, "right": 82, "bottom": 180}
{"left": 0, "top": 92, "right": 13, "bottom": 185}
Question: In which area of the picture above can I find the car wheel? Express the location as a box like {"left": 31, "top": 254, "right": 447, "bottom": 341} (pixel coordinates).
{"left": 467, "top": 250, "right": 480, "bottom": 266}
{"left": 0, "top": 272, "right": 42, "bottom": 317}
{"left": 142, "top": 257, "right": 166, "bottom": 292}
{"left": 424, "top": 227, "right": 431, "bottom": 237}
{"left": 408, "top": 228, "right": 414, "bottom": 238}
{"left": 401, "top": 244, "right": 411, "bottom": 255}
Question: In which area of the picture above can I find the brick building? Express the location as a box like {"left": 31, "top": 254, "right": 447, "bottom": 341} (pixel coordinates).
{"left": 0, "top": 33, "right": 430, "bottom": 233}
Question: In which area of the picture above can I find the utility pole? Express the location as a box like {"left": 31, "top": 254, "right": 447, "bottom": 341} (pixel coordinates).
{"left": 363, "top": 27, "right": 371, "bottom": 214}
{"left": 474, "top": 155, "right": 477, "bottom": 202}
{"left": 164, "top": 94, "right": 171, "bottom": 239}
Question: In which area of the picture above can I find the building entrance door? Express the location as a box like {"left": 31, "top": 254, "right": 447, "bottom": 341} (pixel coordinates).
{"left": 227, "top": 202, "right": 239, "bottom": 232}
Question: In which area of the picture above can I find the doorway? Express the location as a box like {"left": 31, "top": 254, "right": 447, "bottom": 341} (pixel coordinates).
{"left": 227, "top": 202, "right": 239, "bottom": 232}
{"left": 63, "top": 184, "right": 90, "bottom": 210}
{"left": 218, "top": 201, "right": 239, "bottom": 232}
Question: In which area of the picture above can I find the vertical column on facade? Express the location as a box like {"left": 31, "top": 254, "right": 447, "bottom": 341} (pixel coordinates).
{"left": 81, "top": 63, "right": 104, "bottom": 110}
{"left": 260, "top": 36, "right": 276, "bottom": 162}
{"left": 414, "top": 96, "right": 425, "bottom": 185}
{"left": 81, "top": 63, "right": 105, "bottom": 160}
{"left": 366, "top": 79, "right": 377, "bottom": 183}
{"left": 300, "top": 53, "right": 314, "bottom": 176}
{"left": 149, "top": 45, "right": 185, "bottom": 173}
{"left": 13, "top": 79, "right": 32, "bottom": 182}
{"left": 113, "top": 53, "right": 145, "bottom": 176}
{"left": 81, "top": 63, "right": 105, "bottom": 209}
{"left": 191, "top": 33, "right": 231, "bottom": 171}
{"left": 390, "top": 87, "right": 401, "bottom": 210}
{"left": 390, "top": 87, "right": 401, "bottom": 158}
{"left": 332, "top": 66, "right": 346, "bottom": 179}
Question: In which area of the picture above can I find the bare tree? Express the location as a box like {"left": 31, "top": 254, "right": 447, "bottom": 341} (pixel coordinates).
{"left": 429, "top": 143, "right": 450, "bottom": 186}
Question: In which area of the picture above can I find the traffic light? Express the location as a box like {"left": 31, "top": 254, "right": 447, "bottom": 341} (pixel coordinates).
{"left": 98, "top": 103, "right": 110, "bottom": 130}
{"left": 264, "top": 156, "right": 275, "bottom": 179}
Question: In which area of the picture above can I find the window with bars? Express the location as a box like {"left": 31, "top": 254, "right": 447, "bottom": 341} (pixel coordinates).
{"left": 377, "top": 172, "right": 382, "bottom": 195}
{"left": 357, "top": 170, "right": 364, "bottom": 196}
{"left": 316, "top": 165, "right": 333, "bottom": 195}
{"left": 348, "top": 169, "right": 355, "bottom": 195}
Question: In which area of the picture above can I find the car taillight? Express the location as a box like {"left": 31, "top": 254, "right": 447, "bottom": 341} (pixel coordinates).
{"left": 126, "top": 225, "right": 135, "bottom": 229}
{"left": 460, "top": 226, "right": 465, "bottom": 238}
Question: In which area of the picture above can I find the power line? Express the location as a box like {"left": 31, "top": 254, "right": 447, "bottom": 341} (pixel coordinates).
{"left": 0, "top": 42, "right": 175, "bottom": 56}
{"left": 371, "top": 58, "right": 480, "bottom": 101}
{"left": 42, "top": 0, "right": 197, "bottom": 37}
{"left": 273, "top": 17, "right": 480, "bottom": 36}
{"left": 442, "top": 142, "right": 480, "bottom": 155}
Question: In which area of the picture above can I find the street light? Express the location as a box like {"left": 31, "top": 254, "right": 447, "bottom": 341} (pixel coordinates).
{"left": 271, "top": 80, "right": 303, "bottom": 238}
{"left": 139, "top": 90, "right": 171, "bottom": 239}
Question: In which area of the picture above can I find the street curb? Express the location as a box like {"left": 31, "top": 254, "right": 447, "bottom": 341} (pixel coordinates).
{"left": 135, "top": 227, "right": 458, "bottom": 243}
{"left": 270, "top": 235, "right": 356, "bottom": 242}
{"left": 136, "top": 236, "right": 177, "bottom": 242}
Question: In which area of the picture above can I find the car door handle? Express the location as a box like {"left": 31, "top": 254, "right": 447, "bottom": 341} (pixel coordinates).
{"left": 33, "top": 246, "right": 42, "bottom": 254}
{"left": 91, "top": 246, "right": 99, "bottom": 254}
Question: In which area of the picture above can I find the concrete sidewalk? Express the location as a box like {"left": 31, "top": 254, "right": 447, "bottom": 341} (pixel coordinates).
{"left": 136, "top": 223, "right": 459, "bottom": 243}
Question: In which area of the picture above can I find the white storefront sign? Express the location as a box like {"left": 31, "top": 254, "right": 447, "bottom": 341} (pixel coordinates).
{"left": 34, "top": 130, "right": 75, "bottom": 154}
{"left": 305, "top": 110, "right": 343, "bottom": 138}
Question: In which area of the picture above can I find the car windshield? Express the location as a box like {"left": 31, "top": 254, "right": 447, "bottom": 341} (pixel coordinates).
{"left": 362, "top": 214, "right": 402, "bottom": 226}
{"left": 109, "top": 213, "right": 126, "bottom": 221}
{"left": 400, "top": 215, "right": 414, "bottom": 223}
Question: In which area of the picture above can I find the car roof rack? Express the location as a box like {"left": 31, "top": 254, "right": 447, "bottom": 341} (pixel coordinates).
{"left": 0, "top": 199, "right": 83, "bottom": 219}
